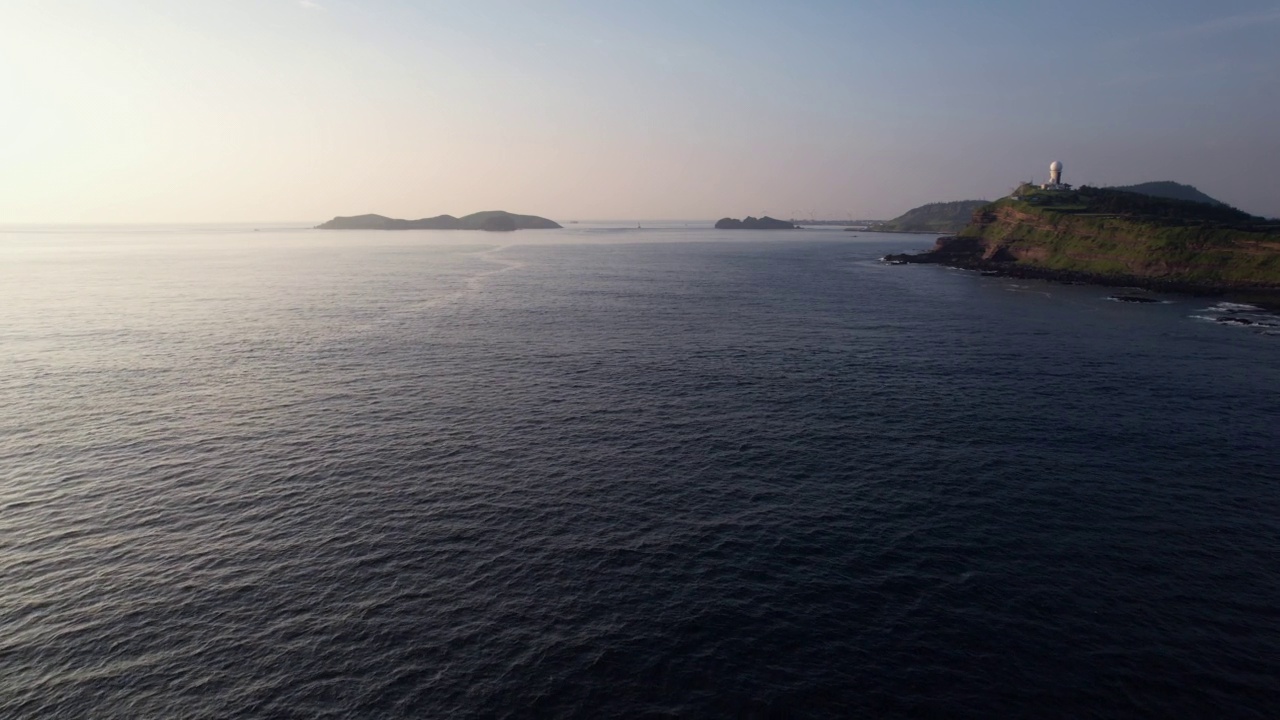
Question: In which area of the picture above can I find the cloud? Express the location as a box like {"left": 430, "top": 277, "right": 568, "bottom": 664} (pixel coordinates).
{"left": 297, "top": 0, "right": 323, "bottom": 9}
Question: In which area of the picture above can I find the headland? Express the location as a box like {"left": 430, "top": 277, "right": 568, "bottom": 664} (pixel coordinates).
{"left": 885, "top": 183, "right": 1280, "bottom": 309}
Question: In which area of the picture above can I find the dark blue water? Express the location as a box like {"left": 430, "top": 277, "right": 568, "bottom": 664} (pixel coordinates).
{"left": 2, "top": 225, "right": 1278, "bottom": 718}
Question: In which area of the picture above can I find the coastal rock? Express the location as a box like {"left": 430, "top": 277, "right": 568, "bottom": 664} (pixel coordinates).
{"left": 715, "top": 216, "right": 798, "bottom": 230}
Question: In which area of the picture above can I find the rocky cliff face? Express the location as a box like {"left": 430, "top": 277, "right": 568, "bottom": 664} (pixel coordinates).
{"left": 886, "top": 188, "right": 1280, "bottom": 302}
{"left": 960, "top": 203, "right": 1276, "bottom": 283}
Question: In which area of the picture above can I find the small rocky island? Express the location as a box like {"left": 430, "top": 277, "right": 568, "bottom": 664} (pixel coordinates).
{"left": 317, "top": 211, "right": 561, "bottom": 231}
{"left": 714, "top": 216, "right": 798, "bottom": 230}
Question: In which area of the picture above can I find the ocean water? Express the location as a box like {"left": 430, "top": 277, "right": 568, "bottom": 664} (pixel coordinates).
{"left": 1, "top": 224, "right": 1277, "bottom": 718}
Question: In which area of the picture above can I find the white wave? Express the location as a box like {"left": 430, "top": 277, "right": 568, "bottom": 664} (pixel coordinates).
{"left": 1203, "top": 301, "right": 1264, "bottom": 313}
{"left": 1105, "top": 295, "right": 1167, "bottom": 304}
{"left": 1189, "top": 314, "right": 1279, "bottom": 330}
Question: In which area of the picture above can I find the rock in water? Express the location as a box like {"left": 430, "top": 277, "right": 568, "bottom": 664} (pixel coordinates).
{"left": 714, "top": 216, "right": 798, "bottom": 230}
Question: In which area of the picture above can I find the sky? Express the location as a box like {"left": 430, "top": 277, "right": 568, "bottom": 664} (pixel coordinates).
{"left": 2, "top": 0, "right": 1278, "bottom": 222}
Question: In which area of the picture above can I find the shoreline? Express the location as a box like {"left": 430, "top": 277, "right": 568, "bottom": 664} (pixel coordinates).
{"left": 862, "top": 229, "right": 956, "bottom": 235}
{"left": 883, "top": 251, "right": 1280, "bottom": 312}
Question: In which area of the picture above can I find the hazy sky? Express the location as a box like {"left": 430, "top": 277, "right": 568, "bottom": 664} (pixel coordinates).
{"left": 3, "top": 0, "right": 1278, "bottom": 222}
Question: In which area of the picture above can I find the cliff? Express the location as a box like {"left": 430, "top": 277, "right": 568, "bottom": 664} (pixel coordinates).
{"left": 886, "top": 186, "right": 1280, "bottom": 303}
{"left": 317, "top": 211, "right": 561, "bottom": 231}
{"left": 715, "top": 216, "right": 797, "bottom": 230}
{"left": 872, "top": 200, "right": 988, "bottom": 233}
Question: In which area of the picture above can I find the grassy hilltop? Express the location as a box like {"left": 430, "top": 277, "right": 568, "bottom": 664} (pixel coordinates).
{"left": 888, "top": 185, "right": 1280, "bottom": 300}
{"left": 956, "top": 185, "right": 1280, "bottom": 285}
{"left": 1109, "top": 181, "right": 1226, "bottom": 207}
{"left": 872, "top": 200, "right": 988, "bottom": 233}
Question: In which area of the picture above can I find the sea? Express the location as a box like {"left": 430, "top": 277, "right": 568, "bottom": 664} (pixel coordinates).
{"left": 1, "top": 223, "right": 1277, "bottom": 718}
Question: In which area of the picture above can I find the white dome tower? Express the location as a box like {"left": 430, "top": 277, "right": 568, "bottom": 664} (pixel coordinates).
{"left": 1049, "top": 160, "right": 1063, "bottom": 186}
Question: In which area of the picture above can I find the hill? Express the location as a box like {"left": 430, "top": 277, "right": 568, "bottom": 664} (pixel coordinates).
{"left": 872, "top": 200, "right": 988, "bottom": 233}
{"left": 1108, "top": 181, "right": 1226, "bottom": 207}
{"left": 885, "top": 185, "right": 1280, "bottom": 304}
{"left": 316, "top": 211, "right": 561, "bottom": 230}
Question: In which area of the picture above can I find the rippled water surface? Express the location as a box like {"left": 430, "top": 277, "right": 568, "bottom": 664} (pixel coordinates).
{"left": 2, "top": 224, "right": 1278, "bottom": 718}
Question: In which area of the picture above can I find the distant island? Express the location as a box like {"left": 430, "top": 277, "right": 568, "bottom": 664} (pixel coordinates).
{"left": 715, "top": 216, "right": 798, "bottom": 230}
{"left": 870, "top": 200, "right": 989, "bottom": 234}
{"left": 885, "top": 182, "right": 1280, "bottom": 308}
{"left": 317, "top": 211, "right": 561, "bottom": 231}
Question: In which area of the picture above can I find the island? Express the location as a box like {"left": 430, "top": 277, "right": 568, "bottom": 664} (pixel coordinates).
{"left": 316, "top": 210, "right": 561, "bottom": 231}
{"left": 714, "top": 216, "right": 798, "bottom": 230}
{"left": 884, "top": 183, "right": 1280, "bottom": 308}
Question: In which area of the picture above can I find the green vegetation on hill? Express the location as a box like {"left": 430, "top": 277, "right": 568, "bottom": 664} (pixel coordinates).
{"left": 947, "top": 186, "right": 1280, "bottom": 286}
{"left": 873, "top": 200, "right": 988, "bottom": 233}
{"left": 1108, "top": 181, "right": 1225, "bottom": 207}
{"left": 1004, "top": 184, "right": 1254, "bottom": 223}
